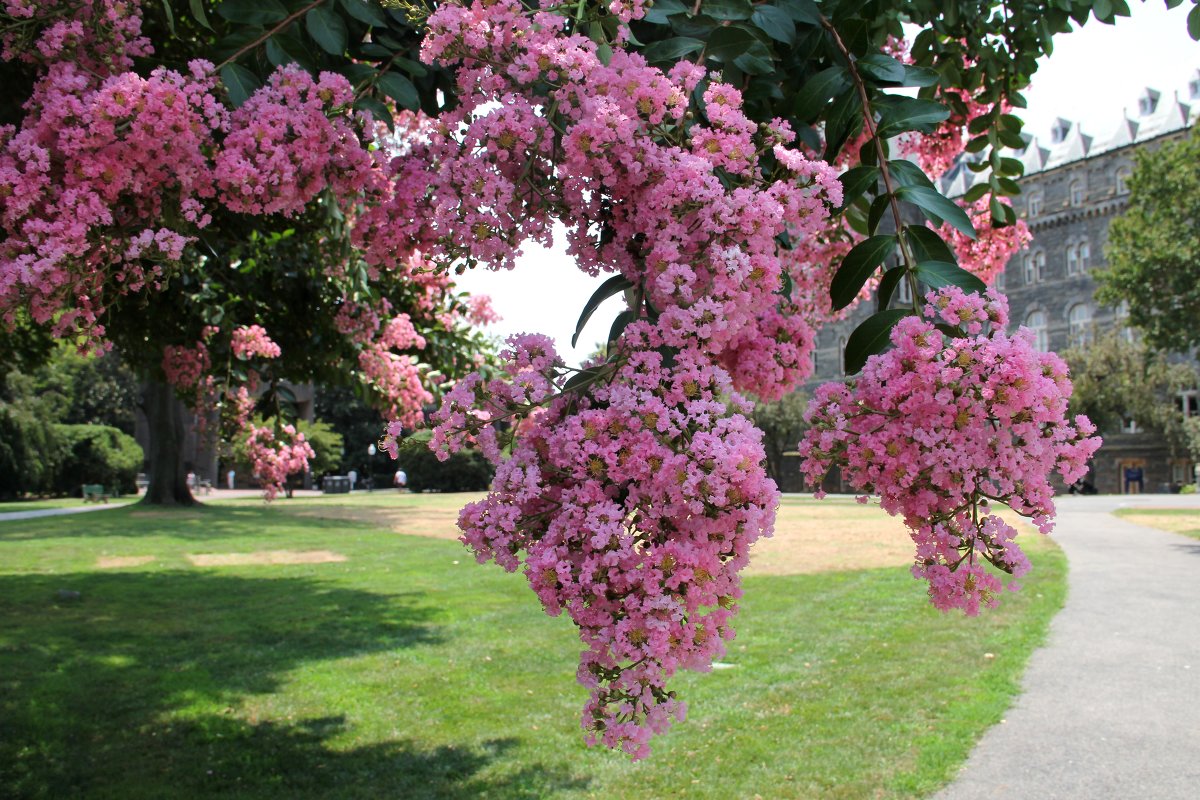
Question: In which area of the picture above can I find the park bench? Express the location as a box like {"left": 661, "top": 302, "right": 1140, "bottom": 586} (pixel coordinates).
{"left": 82, "top": 484, "right": 110, "bottom": 503}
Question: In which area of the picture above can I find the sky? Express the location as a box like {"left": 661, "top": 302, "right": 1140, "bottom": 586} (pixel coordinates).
{"left": 457, "top": 2, "right": 1200, "bottom": 366}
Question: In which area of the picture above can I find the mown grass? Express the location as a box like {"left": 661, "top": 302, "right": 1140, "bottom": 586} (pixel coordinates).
{"left": 0, "top": 496, "right": 137, "bottom": 513}
{"left": 1113, "top": 507, "right": 1200, "bottom": 541}
{"left": 0, "top": 495, "right": 1066, "bottom": 799}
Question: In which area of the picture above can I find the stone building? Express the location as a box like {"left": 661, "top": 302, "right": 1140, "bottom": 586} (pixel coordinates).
{"left": 804, "top": 73, "right": 1200, "bottom": 494}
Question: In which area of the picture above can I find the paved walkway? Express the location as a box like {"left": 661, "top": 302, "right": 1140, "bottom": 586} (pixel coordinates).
{"left": 935, "top": 493, "right": 1200, "bottom": 799}
{"left": 0, "top": 488, "right": 330, "bottom": 522}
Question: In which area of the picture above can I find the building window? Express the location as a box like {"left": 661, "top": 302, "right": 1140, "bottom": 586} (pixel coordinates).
{"left": 1078, "top": 239, "right": 1090, "bottom": 270}
{"left": 1121, "top": 417, "right": 1140, "bottom": 434}
{"left": 1068, "top": 304, "right": 1093, "bottom": 347}
{"left": 1027, "top": 192, "right": 1043, "bottom": 217}
{"left": 1116, "top": 167, "right": 1131, "bottom": 195}
{"left": 896, "top": 276, "right": 912, "bottom": 305}
{"left": 1025, "top": 310, "right": 1049, "bottom": 352}
{"left": 994, "top": 269, "right": 1006, "bottom": 291}
{"left": 1070, "top": 180, "right": 1085, "bottom": 207}
{"left": 1067, "top": 245, "right": 1078, "bottom": 275}
{"left": 1034, "top": 250, "right": 1046, "bottom": 282}
{"left": 1182, "top": 391, "right": 1200, "bottom": 418}
{"left": 837, "top": 336, "right": 848, "bottom": 376}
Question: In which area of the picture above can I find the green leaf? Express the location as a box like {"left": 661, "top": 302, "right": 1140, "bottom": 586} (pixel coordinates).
{"left": 670, "top": 13, "right": 718, "bottom": 38}
{"left": 607, "top": 308, "right": 639, "bottom": 351}
{"left": 831, "top": 235, "right": 897, "bottom": 311}
{"left": 867, "top": 194, "right": 891, "bottom": 235}
{"left": 822, "top": 88, "right": 862, "bottom": 162}
{"left": 217, "top": 0, "right": 287, "bottom": 25}
{"left": 702, "top": 0, "right": 754, "bottom": 21}
{"left": 189, "top": 0, "right": 213, "bottom": 30}
{"left": 874, "top": 97, "right": 950, "bottom": 139}
{"left": 856, "top": 53, "right": 906, "bottom": 84}
{"left": 642, "top": 36, "right": 705, "bottom": 63}
{"left": 220, "top": 63, "right": 261, "bottom": 107}
{"left": 339, "top": 0, "right": 389, "bottom": 26}
{"left": 751, "top": 5, "right": 796, "bottom": 45}
{"left": 838, "top": 165, "right": 879, "bottom": 209}
{"left": 733, "top": 40, "right": 775, "bottom": 75}
{"left": 792, "top": 66, "right": 850, "bottom": 122}
{"left": 644, "top": 0, "right": 688, "bottom": 24}
{"left": 845, "top": 309, "right": 913, "bottom": 374}
{"left": 377, "top": 71, "right": 419, "bottom": 110}
{"left": 572, "top": 275, "right": 634, "bottom": 348}
{"left": 777, "top": 0, "right": 820, "bottom": 25}
{"left": 905, "top": 226, "right": 957, "bottom": 263}
{"left": 306, "top": 4, "right": 348, "bottom": 55}
{"left": 160, "top": 0, "right": 176, "bottom": 35}
{"left": 1189, "top": 6, "right": 1200, "bottom": 41}
{"left": 265, "top": 37, "right": 292, "bottom": 67}
{"left": 354, "top": 96, "right": 393, "bottom": 131}
{"left": 913, "top": 261, "right": 986, "bottom": 293}
{"left": 563, "top": 365, "right": 607, "bottom": 394}
{"left": 876, "top": 266, "right": 907, "bottom": 308}
{"left": 886, "top": 159, "right": 936, "bottom": 190}
{"left": 896, "top": 186, "right": 976, "bottom": 239}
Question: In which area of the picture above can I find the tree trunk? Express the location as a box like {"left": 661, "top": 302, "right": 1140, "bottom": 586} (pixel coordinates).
{"left": 140, "top": 379, "right": 195, "bottom": 506}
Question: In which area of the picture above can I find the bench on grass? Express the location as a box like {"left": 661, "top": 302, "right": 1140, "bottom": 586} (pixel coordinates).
{"left": 82, "top": 484, "right": 110, "bottom": 503}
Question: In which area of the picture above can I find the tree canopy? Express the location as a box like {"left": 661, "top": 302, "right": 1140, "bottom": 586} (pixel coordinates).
{"left": 1097, "top": 128, "right": 1200, "bottom": 354}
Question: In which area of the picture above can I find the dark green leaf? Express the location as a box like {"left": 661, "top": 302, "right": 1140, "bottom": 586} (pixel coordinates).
{"left": 905, "top": 226, "right": 957, "bottom": 263}
{"left": 913, "top": 261, "right": 986, "bottom": 293}
{"left": 217, "top": 0, "right": 287, "bottom": 25}
{"left": 896, "top": 186, "right": 976, "bottom": 239}
{"left": 838, "top": 165, "right": 879, "bottom": 209}
{"left": 751, "top": 5, "right": 796, "bottom": 44}
{"left": 160, "top": 0, "right": 176, "bottom": 35}
{"left": 792, "top": 66, "right": 850, "bottom": 122}
{"left": 777, "top": 0, "right": 820, "bottom": 25}
{"left": 876, "top": 266, "right": 907, "bottom": 308}
{"left": 1189, "top": 5, "right": 1200, "bottom": 40}
{"left": 669, "top": 13, "right": 718, "bottom": 37}
{"left": 702, "top": 0, "right": 754, "bottom": 21}
{"left": 856, "top": 53, "right": 906, "bottom": 84}
{"left": 642, "top": 36, "right": 705, "bottom": 63}
{"left": 822, "top": 88, "right": 862, "bottom": 162}
{"left": 644, "top": 0, "right": 688, "bottom": 24}
{"left": 339, "top": 0, "right": 389, "bottom": 26}
{"left": 354, "top": 96, "right": 393, "bottom": 131}
{"left": 733, "top": 40, "right": 775, "bottom": 75}
{"left": 874, "top": 97, "right": 950, "bottom": 139}
{"left": 189, "top": 0, "right": 213, "bottom": 29}
{"left": 886, "top": 159, "right": 936, "bottom": 190}
{"left": 845, "top": 309, "right": 913, "bottom": 374}
{"left": 339, "top": 63, "right": 377, "bottom": 86}
{"left": 306, "top": 5, "right": 348, "bottom": 55}
{"left": 220, "top": 63, "right": 261, "bottom": 107}
{"left": 962, "top": 182, "right": 990, "bottom": 203}
{"left": 377, "top": 71, "right": 419, "bottom": 110}
{"left": 607, "top": 309, "right": 639, "bottom": 350}
{"left": 572, "top": 275, "right": 634, "bottom": 348}
{"left": 831, "top": 235, "right": 897, "bottom": 310}
{"left": 563, "top": 366, "right": 606, "bottom": 394}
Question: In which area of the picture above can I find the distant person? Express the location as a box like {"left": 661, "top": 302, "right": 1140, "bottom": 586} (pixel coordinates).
{"left": 394, "top": 469, "right": 407, "bottom": 491}
{"left": 227, "top": 469, "right": 235, "bottom": 490}
{"left": 187, "top": 471, "right": 196, "bottom": 491}
{"left": 348, "top": 469, "right": 358, "bottom": 491}
{"left": 1124, "top": 466, "right": 1144, "bottom": 494}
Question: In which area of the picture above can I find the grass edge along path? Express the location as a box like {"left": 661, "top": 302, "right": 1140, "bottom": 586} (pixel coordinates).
{"left": 0, "top": 497, "right": 1066, "bottom": 799}
{"left": 1112, "top": 507, "right": 1200, "bottom": 541}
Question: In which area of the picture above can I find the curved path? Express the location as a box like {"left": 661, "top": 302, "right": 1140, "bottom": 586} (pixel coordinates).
{"left": 934, "top": 494, "right": 1200, "bottom": 799}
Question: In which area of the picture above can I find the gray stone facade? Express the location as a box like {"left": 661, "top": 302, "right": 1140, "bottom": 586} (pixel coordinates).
{"left": 805, "top": 75, "right": 1200, "bottom": 494}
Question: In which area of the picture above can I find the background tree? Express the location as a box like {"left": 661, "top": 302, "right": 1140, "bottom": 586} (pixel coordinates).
{"left": 1096, "top": 129, "right": 1200, "bottom": 353}
{"left": 752, "top": 392, "right": 810, "bottom": 485}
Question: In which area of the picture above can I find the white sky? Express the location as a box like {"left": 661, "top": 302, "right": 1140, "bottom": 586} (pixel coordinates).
{"left": 458, "top": 3, "right": 1200, "bottom": 366}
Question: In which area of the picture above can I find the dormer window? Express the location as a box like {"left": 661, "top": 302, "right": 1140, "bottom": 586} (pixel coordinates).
{"left": 1116, "top": 166, "right": 1131, "bottom": 195}
{"left": 1137, "top": 88, "right": 1160, "bottom": 117}
{"left": 1050, "top": 118, "right": 1071, "bottom": 143}
{"left": 1070, "top": 180, "right": 1085, "bottom": 207}
{"left": 1191, "top": 77, "right": 1200, "bottom": 100}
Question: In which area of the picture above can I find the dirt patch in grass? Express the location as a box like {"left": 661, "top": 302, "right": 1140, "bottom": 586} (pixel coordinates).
{"left": 96, "top": 555, "right": 156, "bottom": 569}
{"left": 1113, "top": 509, "right": 1200, "bottom": 541}
{"left": 288, "top": 506, "right": 467, "bottom": 541}
{"left": 186, "top": 550, "right": 347, "bottom": 566}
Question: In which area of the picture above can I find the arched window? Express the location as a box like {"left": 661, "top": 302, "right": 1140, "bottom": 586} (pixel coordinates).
{"left": 994, "top": 269, "right": 1006, "bottom": 291}
{"left": 1023, "top": 255, "right": 1035, "bottom": 285}
{"left": 1067, "top": 244, "right": 1078, "bottom": 275}
{"left": 1068, "top": 304, "right": 1092, "bottom": 347}
{"left": 1027, "top": 192, "right": 1043, "bottom": 217}
{"left": 1070, "top": 180, "right": 1085, "bottom": 207}
{"left": 1116, "top": 167, "right": 1132, "bottom": 196}
{"left": 1078, "top": 238, "right": 1090, "bottom": 270}
{"left": 1034, "top": 250, "right": 1046, "bottom": 282}
{"left": 1025, "top": 311, "right": 1049, "bottom": 352}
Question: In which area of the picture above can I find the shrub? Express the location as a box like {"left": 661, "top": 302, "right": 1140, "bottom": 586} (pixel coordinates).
{"left": 0, "top": 400, "right": 64, "bottom": 498}
{"left": 53, "top": 424, "right": 144, "bottom": 496}
{"left": 394, "top": 436, "right": 493, "bottom": 493}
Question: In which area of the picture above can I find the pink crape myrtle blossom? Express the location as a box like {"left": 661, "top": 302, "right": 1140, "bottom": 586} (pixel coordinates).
{"left": 799, "top": 288, "right": 1100, "bottom": 614}
{"left": 244, "top": 424, "right": 315, "bottom": 501}
{"left": 942, "top": 198, "right": 1033, "bottom": 285}
{"left": 426, "top": 328, "right": 777, "bottom": 759}
{"left": 230, "top": 325, "right": 282, "bottom": 360}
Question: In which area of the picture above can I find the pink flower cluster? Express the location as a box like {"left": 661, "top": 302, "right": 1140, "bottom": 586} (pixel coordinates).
{"left": 941, "top": 198, "right": 1033, "bottom": 285}
{"left": 244, "top": 424, "right": 315, "bottom": 501}
{"left": 162, "top": 341, "right": 209, "bottom": 390}
{"left": 430, "top": 329, "right": 777, "bottom": 759}
{"left": 231, "top": 324, "right": 282, "bottom": 360}
{"left": 799, "top": 288, "right": 1100, "bottom": 614}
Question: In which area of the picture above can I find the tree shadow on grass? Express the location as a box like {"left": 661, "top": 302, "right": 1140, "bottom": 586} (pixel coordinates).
{"left": 0, "top": 572, "right": 585, "bottom": 798}
{"left": 0, "top": 503, "right": 378, "bottom": 542}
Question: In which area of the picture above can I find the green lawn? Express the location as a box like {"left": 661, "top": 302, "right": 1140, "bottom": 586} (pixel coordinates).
{"left": 0, "top": 496, "right": 137, "bottom": 513}
{"left": 0, "top": 495, "right": 1066, "bottom": 799}
{"left": 1113, "top": 507, "right": 1200, "bottom": 541}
